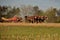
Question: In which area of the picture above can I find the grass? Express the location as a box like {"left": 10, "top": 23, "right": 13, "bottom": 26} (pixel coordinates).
{"left": 0, "top": 26, "right": 60, "bottom": 40}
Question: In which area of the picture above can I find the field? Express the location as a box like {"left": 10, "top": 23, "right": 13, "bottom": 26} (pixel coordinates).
{"left": 0, "top": 23, "right": 60, "bottom": 40}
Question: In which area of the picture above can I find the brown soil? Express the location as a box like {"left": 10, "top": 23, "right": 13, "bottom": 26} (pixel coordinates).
{"left": 0, "top": 22, "right": 60, "bottom": 27}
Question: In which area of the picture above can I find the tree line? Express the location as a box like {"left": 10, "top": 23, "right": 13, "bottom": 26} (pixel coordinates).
{"left": 0, "top": 5, "right": 60, "bottom": 23}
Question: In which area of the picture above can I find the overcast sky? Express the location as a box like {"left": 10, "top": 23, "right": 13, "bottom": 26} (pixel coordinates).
{"left": 0, "top": 0, "right": 60, "bottom": 10}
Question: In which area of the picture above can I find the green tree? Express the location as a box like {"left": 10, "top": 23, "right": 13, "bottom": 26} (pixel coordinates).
{"left": 45, "top": 7, "right": 57, "bottom": 23}
{"left": 33, "top": 6, "right": 39, "bottom": 16}
{"left": 37, "top": 10, "right": 45, "bottom": 16}
{"left": 33, "top": 6, "right": 45, "bottom": 16}
{"left": 0, "top": 6, "right": 8, "bottom": 21}
{"left": 6, "top": 7, "right": 20, "bottom": 18}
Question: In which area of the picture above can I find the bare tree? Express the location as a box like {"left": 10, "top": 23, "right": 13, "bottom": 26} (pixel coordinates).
{"left": 20, "top": 5, "right": 34, "bottom": 18}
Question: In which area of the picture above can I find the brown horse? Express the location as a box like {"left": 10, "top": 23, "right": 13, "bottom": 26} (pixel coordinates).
{"left": 25, "top": 16, "right": 35, "bottom": 23}
{"left": 39, "top": 16, "right": 48, "bottom": 23}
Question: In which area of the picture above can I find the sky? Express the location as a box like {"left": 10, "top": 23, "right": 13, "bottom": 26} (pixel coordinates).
{"left": 0, "top": 0, "right": 60, "bottom": 10}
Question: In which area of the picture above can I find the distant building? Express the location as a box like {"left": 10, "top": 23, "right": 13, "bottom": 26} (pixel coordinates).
{"left": 56, "top": 9, "right": 60, "bottom": 16}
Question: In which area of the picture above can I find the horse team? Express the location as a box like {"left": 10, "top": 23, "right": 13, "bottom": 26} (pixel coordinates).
{"left": 1, "top": 16, "right": 48, "bottom": 23}
{"left": 25, "top": 16, "right": 48, "bottom": 23}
